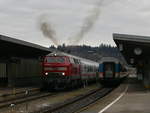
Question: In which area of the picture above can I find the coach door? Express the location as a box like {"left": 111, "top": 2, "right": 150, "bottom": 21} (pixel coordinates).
{"left": 104, "top": 62, "right": 115, "bottom": 78}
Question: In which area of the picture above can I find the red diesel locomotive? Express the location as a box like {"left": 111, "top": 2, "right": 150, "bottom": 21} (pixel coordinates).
{"left": 42, "top": 52, "right": 99, "bottom": 90}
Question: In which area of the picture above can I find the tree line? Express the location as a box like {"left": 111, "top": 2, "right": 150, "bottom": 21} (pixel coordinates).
{"left": 49, "top": 43, "right": 124, "bottom": 62}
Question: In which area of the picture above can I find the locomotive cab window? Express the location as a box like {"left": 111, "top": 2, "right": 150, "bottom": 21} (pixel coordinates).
{"left": 104, "top": 62, "right": 115, "bottom": 78}
{"left": 45, "top": 57, "right": 65, "bottom": 63}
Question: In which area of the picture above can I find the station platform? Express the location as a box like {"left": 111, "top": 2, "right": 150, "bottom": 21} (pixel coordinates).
{"left": 79, "top": 78, "right": 150, "bottom": 113}
{"left": 0, "top": 87, "right": 39, "bottom": 96}
{"left": 103, "top": 83, "right": 150, "bottom": 113}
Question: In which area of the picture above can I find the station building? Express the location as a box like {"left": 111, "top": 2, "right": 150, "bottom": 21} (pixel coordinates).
{"left": 0, "top": 34, "right": 52, "bottom": 87}
{"left": 113, "top": 33, "right": 150, "bottom": 88}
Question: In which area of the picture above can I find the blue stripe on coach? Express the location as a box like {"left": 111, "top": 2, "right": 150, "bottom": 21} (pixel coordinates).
{"left": 99, "top": 64, "right": 104, "bottom": 72}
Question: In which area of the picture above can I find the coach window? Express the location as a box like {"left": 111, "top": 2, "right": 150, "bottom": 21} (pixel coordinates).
{"left": 70, "top": 58, "right": 74, "bottom": 64}
{"left": 93, "top": 67, "right": 95, "bottom": 72}
{"left": 94, "top": 67, "right": 96, "bottom": 72}
{"left": 77, "top": 59, "right": 79, "bottom": 64}
{"left": 92, "top": 67, "right": 94, "bottom": 72}
{"left": 73, "top": 59, "right": 76, "bottom": 64}
{"left": 76, "top": 59, "right": 79, "bottom": 64}
{"left": 90, "top": 67, "right": 92, "bottom": 72}
{"left": 78, "top": 60, "right": 81, "bottom": 64}
{"left": 74, "top": 59, "right": 79, "bottom": 64}
{"left": 90, "top": 66, "right": 92, "bottom": 72}
{"left": 84, "top": 66, "right": 87, "bottom": 72}
{"left": 80, "top": 65, "right": 83, "bottom": 71}
{"left": 88, "top": 66, "right": 90, "bottom": 72}
{"left": 95, "top": 67, "right": 98, "bottom": 72}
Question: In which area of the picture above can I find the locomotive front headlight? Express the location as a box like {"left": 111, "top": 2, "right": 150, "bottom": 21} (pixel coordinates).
{"left": 45, "top": 72, "right": 48, "bottom": 75}
{"left": 62, "top": 72, "right": 65, "bottom": 75}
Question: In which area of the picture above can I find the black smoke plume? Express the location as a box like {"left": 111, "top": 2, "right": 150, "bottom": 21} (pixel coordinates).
{"left": 68, "top": 0, "right": 104, "bottom": 45}
{"left": 38, "top": 15, "right": 59, "bottom": 46}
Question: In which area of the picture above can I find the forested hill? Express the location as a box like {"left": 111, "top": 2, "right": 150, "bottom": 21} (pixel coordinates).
{"left": 49, "top": 43, "right": 124, "bottom": 62}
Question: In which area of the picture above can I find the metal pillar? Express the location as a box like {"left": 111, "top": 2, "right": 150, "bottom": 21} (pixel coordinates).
{"left": 143, "top": 61, "right": 150, "bottom": 88}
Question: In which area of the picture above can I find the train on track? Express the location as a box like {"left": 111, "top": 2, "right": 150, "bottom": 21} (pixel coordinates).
{"left": 42, "top": 52, "right": 99, "bottom": 90}
{"left": 98, "top": 57, "right": 127, "bottom": 86}
{"left": 42, "top": 52, "right": 128, "bottom": 90}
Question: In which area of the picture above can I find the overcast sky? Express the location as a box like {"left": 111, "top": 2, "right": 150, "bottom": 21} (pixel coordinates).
{"left": 0, "top": 0, "right": 150, "bottom": 47}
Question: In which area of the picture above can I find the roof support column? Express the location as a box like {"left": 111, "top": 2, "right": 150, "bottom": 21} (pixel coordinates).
{"left": 143, "top": 61, "right": 150, "bottom": 88}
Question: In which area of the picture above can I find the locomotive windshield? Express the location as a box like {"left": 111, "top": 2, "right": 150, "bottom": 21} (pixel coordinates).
{"left": 45, "top": 57, "right": 65, "bottom": 63}
{"left": 104, "top": 62, "right": 115, "bottom": 78}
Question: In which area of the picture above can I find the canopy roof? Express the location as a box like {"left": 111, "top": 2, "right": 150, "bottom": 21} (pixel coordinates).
{"left": 0, "top": 34, "right": 52, "bottom": 58}
{"left": 113, "top": 33, "right": 150, "bottom": 66}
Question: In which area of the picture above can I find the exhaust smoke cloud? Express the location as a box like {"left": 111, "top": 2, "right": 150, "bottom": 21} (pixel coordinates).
{"left": 38, "top": 15, "right": 59, "bottom": 46}
{"left": 68, "top": 0, "right": 104, "bottom": 45}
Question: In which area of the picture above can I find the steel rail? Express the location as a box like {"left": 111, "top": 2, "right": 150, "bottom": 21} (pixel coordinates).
{"left": 31, "top": 87, "right": 114, "bottom": 113}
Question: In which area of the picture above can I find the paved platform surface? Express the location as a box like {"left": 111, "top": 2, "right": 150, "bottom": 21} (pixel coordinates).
{"left": 78, "top": 79, "right": 150, "bottom": 113}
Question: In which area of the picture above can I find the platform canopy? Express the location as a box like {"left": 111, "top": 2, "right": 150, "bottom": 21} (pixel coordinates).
{"left": 0, "top": 34, "right": 52, "bottom": 58}
{"left": 113, "top": 33, "right": 150, "bottom": 66}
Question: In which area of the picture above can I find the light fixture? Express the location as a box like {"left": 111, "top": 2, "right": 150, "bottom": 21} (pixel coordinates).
{"left": 119, "top": 44, "right": 123, "bottom": 51}
{"left": 130, "top": 58, "right": 134, "bottom": 64}
{"left": 134, "top": 48, "right": 142, "bottom": 55}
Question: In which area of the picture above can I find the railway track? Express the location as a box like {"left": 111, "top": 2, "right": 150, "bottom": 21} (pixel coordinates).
{"left": 31, "top": 87, "right": 114, "bottom": 113}
{"left": 0, "top": 88, "right": 40, "bottom": 97}
{"left": 0, "top": 88, "right": 40, "bottom": 103}
{"left": 0, "top": 90, "right": 55, "bottom": 109}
